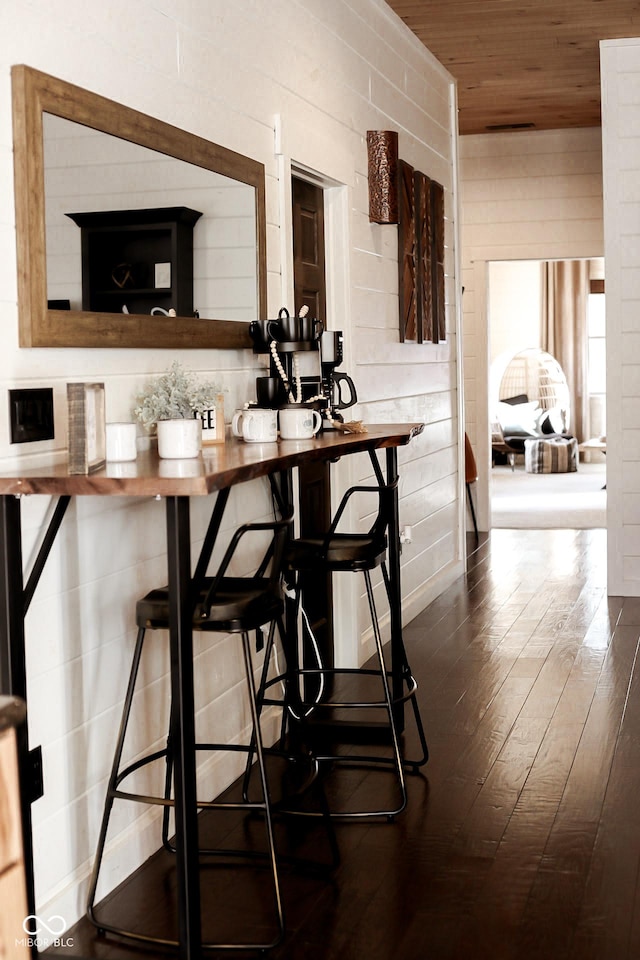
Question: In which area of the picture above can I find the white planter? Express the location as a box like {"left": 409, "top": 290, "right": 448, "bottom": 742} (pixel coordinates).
{"left": 156, "top": 418, "right": 202, "bottom": 459}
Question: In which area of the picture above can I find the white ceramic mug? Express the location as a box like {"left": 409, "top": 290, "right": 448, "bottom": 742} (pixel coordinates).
{"left": 279, "top": 405, "right": 322, "bottom": 440}
{"left": 105, "top": 422, "right": 137, "bottom": 461}
{"left": 232, "top": 407, "right": 277, "bottom": 443}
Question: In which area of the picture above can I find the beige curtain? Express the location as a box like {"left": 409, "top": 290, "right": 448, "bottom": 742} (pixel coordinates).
{"left": 542, "top": 260, "right": 590, "bottom": 442}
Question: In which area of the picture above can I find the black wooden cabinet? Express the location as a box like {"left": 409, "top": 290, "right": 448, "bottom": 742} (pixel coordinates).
{"left": 66, "top": 207, "right": 202, "bottom": 317}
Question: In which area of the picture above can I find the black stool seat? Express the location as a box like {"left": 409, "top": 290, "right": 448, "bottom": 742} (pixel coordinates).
{"left": 136, "top": 577, "right": 284, "bottom": 632}
{"left": 285, "top": 533, "right": 387, "bottom": 572}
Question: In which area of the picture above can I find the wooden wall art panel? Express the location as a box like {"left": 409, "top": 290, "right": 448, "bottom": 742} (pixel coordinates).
{"left": 366, "top": 130, "right": 399, "bottom": 224}
{"left": 430, "top": 180, "right": 446, "bottom": 343}
{"left": 414, "top": 170, "right": 431, "bottom": 343}
{"left": 397, "top": 165, "right": 445, "bottom": 345}
{"left": 398, "top": 159, "right": 417, "bottom": 342}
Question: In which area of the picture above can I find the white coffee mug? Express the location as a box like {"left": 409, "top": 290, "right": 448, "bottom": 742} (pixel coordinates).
{"left": 232, "top": 407, "right": 277, "bottom": 443}
{"left": 279, "top": 405, "right": 322, "bottom": 440}
{"left": 106, "top": 422, "right": 137, "bottom": 461}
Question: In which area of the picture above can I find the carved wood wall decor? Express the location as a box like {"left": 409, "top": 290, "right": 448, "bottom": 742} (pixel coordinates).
{"left": 397, "top": 164, "right": 445, "bottom": 344}
{"left": 366, "top": 131, "right": 399, "bottom": 224}
{"left": 430, "top": 180, "right": 446, "bottom": 343}
{"left": 414, "top": 170, "right": 431, "bottom": 343}
{"left": 398, "top": 160, "right": 417, "bottom": 342}
{"left": 365, "top": 130, "right": 445, "bottom": 344}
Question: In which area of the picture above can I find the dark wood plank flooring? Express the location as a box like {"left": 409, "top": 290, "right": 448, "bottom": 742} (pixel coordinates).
{"left": 47, "top": 528, "right": 640, "bottom": 959}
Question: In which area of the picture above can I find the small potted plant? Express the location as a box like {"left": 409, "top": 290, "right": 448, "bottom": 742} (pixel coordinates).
{"left": 133, "top": 361, "right": 222, "bottom": 458}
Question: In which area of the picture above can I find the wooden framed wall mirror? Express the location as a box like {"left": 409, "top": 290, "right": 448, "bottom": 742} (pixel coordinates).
{"left": 11, "top": 65, "right": 266, "bottom": 348}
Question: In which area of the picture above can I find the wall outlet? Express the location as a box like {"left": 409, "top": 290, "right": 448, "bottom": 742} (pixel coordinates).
{"left": 9, "top": 387, "right": 54, "bottom": 443}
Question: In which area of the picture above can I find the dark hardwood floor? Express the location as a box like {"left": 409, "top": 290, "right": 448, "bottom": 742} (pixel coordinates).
{"left": 48, "top": 528, "right": 640, "bottom": 960}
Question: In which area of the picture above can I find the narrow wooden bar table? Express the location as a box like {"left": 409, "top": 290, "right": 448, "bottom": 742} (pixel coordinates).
{"left": 0, "top": 423, "right": 423, "bottom": 960}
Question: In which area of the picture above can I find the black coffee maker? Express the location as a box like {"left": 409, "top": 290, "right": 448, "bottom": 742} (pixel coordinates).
{"left": 250, "top": 311, "right": 357, "bottom": 427}
{"left": 320, "top": 330, "right": 357, "bottom": 428}
{"left": 251, "top": 307, "right": 325, "bottom": 409}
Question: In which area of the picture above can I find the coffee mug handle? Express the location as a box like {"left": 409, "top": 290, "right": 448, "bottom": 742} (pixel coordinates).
{"left": 311, "top": 410, "right": 322, "bottom": 436}
{"left": 267, "top": 320, "right": 280, "bottom": 341}
{"left": 231, "top": 410, "right": 244, "bottom": 438}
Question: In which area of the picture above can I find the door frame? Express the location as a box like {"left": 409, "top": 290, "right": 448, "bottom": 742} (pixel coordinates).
{"left": 278, "top": 157, "right": 360, "bottom": 667}
{"left": 477, "top": 255, "right": 607, "bottom": 532}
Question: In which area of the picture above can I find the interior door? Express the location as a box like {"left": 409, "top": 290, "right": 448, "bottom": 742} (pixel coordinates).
{"left": 292, "top": 177, "right": 326, "bottom": 325}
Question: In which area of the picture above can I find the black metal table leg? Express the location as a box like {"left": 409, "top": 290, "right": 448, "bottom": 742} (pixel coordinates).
{"left": 0, "top": 497, "right": 25, "bottom": 697}
{"left": 166, "top": 496, "right": 202, "bottom": 960}
{"left": 385, "top": 448, "right": 405, "bottom": 732}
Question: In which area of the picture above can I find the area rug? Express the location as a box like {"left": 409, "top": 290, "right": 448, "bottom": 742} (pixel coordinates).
{"left": 491, "top": 462, "right": 606, "bottom": 529}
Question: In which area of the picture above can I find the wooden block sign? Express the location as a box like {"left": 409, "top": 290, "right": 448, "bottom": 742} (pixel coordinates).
{"left": 67, "top": 382, "right": 106, "bottom": 474}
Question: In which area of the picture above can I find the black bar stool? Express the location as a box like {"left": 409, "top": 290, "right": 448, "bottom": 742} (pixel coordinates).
{"left": 265, "top": 472, "right": 429, "bottom": 820}
{"left": 87, "top": 515, "right": 295, "bottom": 952}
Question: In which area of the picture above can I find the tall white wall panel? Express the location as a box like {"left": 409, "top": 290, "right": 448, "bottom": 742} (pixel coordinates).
{"left": 601, "top": 38, "right": 640, "bottom": 595}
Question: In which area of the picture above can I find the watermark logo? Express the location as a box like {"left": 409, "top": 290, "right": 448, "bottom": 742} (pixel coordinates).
{"left": 17, "top": 914, "right": 73, "bottom": 949}
{"left": 22, "top": 915, "right": 65, "bottom": 936}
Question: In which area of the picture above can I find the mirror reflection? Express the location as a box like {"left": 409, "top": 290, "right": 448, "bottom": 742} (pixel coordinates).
{"left": 44, "top": 115, "right": 258, "bottom": 321}
{"left": 12, "top": 64, "right": 265, "bottom": 348}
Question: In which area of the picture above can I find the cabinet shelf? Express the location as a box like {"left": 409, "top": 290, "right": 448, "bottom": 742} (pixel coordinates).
{"left": 66, "top": 206, "right": 202, "bottom": 317}
{"left": 95, "top": 287, "right": 173, "bottom": 297}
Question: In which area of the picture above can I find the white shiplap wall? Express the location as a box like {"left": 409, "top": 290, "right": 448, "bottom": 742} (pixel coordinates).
{"left": 459, "top": 128, "right": 604, "bottom": 529}
{"left": 601, "top": 38, "right": 640, "bottom": 595}
{"left": 0, "top": 0, "right": 462, "bottom": 929}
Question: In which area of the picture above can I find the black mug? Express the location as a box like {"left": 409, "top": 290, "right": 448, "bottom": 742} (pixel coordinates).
{"left": 269, "top": 308, "right": 299, "bottom": 342}
{"left": 249, "top": 320, "right": 273, "bottom": 352}
{"left": 299, "top": 315, "right": 322, "bottom": 341}
{"left": 256, "top": 376, "right": 284, "bottom": 408}
{"left": 268, "top": 307, "right": 321, "bottom": 343}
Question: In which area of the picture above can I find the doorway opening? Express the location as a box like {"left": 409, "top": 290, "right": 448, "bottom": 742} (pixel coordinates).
{"left": 488, "top": 257, "right": 606, "bottom": 529}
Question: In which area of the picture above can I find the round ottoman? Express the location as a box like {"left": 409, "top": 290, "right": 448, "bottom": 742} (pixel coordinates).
{"left": 524, "top": 436, "right": 578, "bottom": 474}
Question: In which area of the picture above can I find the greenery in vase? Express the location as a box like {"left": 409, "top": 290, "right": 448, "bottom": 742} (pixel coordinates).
{"left": 133, "top": 361, "right": 222, "bottom": 429}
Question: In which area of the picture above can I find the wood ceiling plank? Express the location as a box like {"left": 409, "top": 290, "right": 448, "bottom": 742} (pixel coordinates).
{"left": 385, "top": 0, "right": 640, "bottom": 133}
